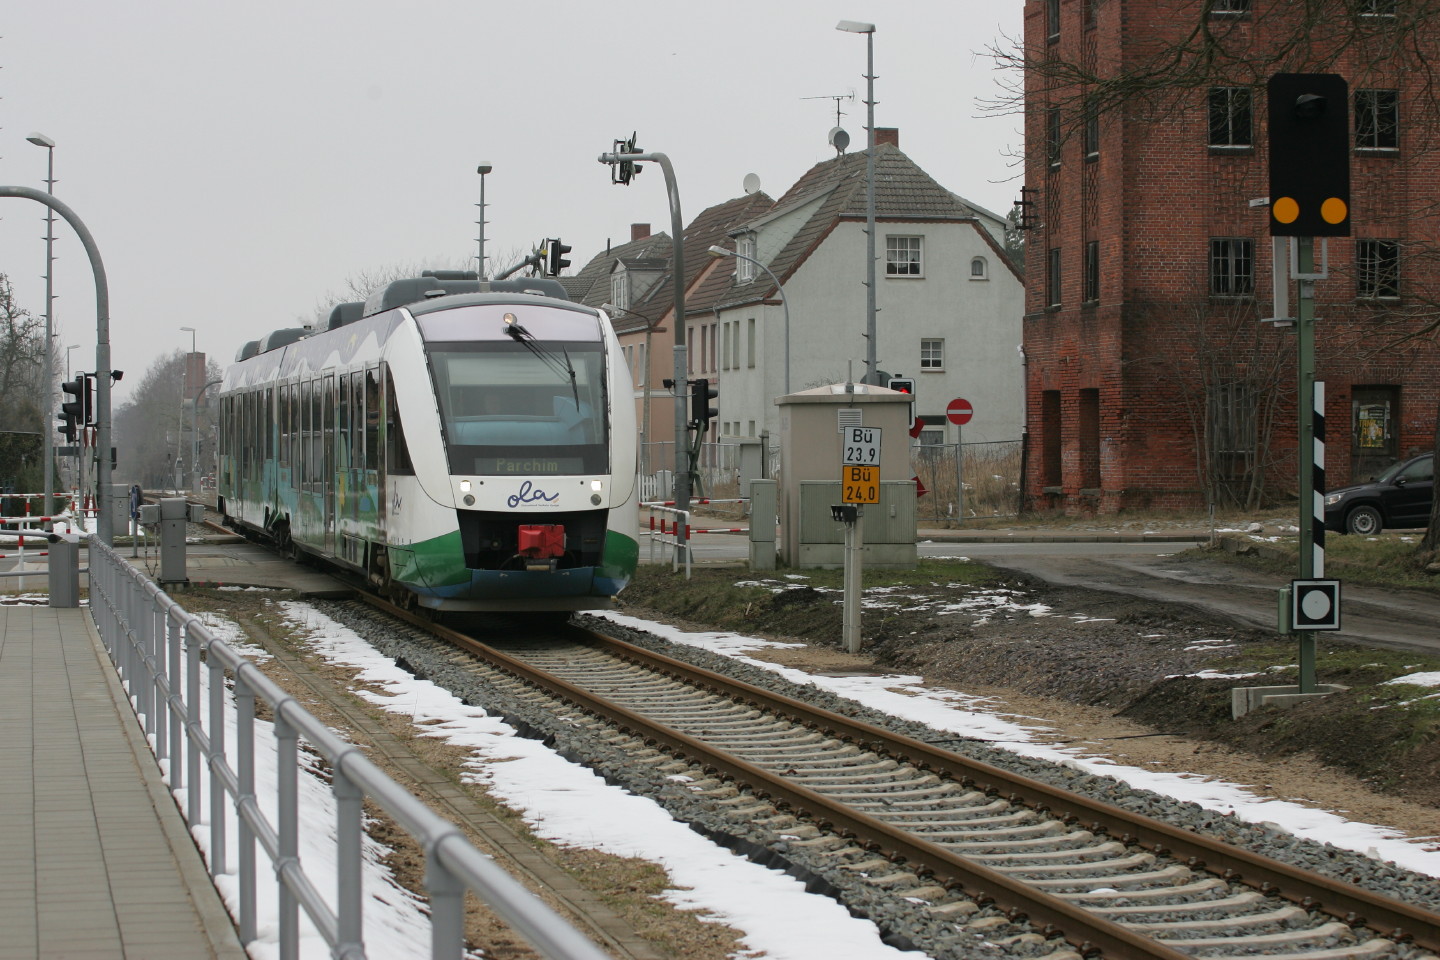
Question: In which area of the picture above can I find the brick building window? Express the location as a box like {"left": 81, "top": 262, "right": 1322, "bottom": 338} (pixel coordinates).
{"left": 1083, "top": 100, "right": 1100, "bottom": 159}
{"left": 921, "top": 338, "right": 944, "bottom": 370}
{"left": 1046, "top": 0, "right": 1060, "bottom": 42}
{"left": 1208, "top": 382, "right": 1257, "bottom": 484}
{"left": 886, "top": 236, "right": 923, "bottom": 276}
{"left": 1210, "top": 238, "right": 1254, "bottom": 296}
{"left": 1208, "top": 87, "right": 1252, "bottom": 147}
{"left": 1047, "top": 108, "right": 1062, "bottom": 168}
{"left": 1355, "top": 89, "right": 1399, "bottom": 150}
{"left": 1085, "top": 0, "right": 1099, "bottom": 28}
{"left": 1048, "top": 247, "right": 1063, "bottom": 307}
{"left": 1357, "top": 239, "right": 1400, "bottom": 299}
{"left": 1083, "top": 240, "right": 1100, "bottom": 303}
{"left": 1209, "top": 0, "right": 1250, "bottom": 15}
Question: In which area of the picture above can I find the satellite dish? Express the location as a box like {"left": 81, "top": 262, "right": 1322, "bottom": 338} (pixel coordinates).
{"left": 742, "top": 172, "right": 761, "bottom": 195}
{"left": 829, "top": 126, "right": 851, "bottom": 154}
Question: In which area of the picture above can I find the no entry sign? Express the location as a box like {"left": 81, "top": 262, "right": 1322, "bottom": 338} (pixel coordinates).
{"left": 946, "top": 398, "right": 974, "bottom": 426}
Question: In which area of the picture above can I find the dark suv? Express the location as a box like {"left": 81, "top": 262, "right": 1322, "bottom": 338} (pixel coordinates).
{"left": 1324, "top": 452, "right": 1433, "bottom": 534}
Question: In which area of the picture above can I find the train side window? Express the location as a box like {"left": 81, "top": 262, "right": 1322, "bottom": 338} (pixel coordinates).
{"left": 338, "top": 373, "right": 351, "bottom": 471}
{"left": 384, "top": 366, "right": 413, "bottom": 476}
{"left": 264, "top": 387, "right": 274, "bottom": 460}
{"left": 365, "top": 367, "right": 381, "bottom": 472}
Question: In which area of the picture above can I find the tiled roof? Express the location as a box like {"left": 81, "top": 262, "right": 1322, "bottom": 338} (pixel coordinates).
{"left": 629, "top": 191, "right": 775, "bottom": 321}
{"left": 567, "top": 232, "right": 673, "bottom": 310}
{"left": 710, "top": 144, "right": 989, "bottom": 312}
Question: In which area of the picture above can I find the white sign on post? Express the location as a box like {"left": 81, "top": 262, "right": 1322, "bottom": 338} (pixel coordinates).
{"left": 842, "top": 426, "right": 881, "bottom": 466}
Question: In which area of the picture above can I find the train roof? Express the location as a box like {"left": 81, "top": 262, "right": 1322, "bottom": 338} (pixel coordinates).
{"left": 362, "top": 277, "right": 571, "bottom": 317}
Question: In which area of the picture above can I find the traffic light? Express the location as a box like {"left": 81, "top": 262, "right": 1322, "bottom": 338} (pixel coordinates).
{"left": 59, "top": 377, "right": 84, "bottom": 442}
{"left": 546, "top": 238, "right": 572, "bottom": 276}
{"left": 689, "top": 377, "right": 718, "bottom": 430}
{"left": 82, "top": 373, "right": 95, "bottom": 424}
{"left": 888, "top": 377, "right": 916, "bottom": 429}
{"left": 1268, "top": 73, "right": 1350, "bottom": 237}
{"left": 612, "top": 132, "right": 642, "bottom": 185}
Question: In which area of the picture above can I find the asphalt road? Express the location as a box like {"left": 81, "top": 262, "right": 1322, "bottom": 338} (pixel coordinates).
{"left": 948, "top": 541, "right": 1440, "bottom": 658}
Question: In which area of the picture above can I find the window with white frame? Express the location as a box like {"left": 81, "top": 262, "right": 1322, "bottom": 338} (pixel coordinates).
{"left": 886, "top": 235, "right": 923, "bottom": 277}
{"left": 736, "top": 234, "right": 757, "bottom": 282}
{"left": 611, "top": 272, "right": 629, "bottom": 311}
{"left": 921, "top": 338, "right": 944, "bottom": 370}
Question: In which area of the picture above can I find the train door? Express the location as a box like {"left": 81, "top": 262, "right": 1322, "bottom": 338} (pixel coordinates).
{"left": 364, "top": 366, "right": 383, "bottom": 545}
{"left": 323, "top": 373, "right": 336, "bottom": 555}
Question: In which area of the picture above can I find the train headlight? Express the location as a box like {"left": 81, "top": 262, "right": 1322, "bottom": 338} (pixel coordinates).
{"left": 591, "top": 480, "right": 603, "bottom": 491}
{"left": 460, "top": 479, "right": 472, "bottom": 492}
{"left": 463, "top": 494, "right": 476, "bottom": 506}
{"left": 591, "top": 494, "right": 602, "bottom": 505}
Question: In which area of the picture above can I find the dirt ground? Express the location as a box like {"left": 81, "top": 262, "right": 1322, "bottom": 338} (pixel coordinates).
{"left": 616, "top": 566, "right": 1440, "bottom": 847}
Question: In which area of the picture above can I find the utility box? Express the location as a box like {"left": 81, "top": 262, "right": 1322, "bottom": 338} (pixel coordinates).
{"left": 155, "top": 497, "right": 192, "bottom": 584}
{"left": 777, "top": 384, "right": 917, "bottom": 568}
{"left": 108, "top": 483, "right": 131, "bottom": 540}
{"left": 47, "top": 533, "right": 81, "bottom": 608}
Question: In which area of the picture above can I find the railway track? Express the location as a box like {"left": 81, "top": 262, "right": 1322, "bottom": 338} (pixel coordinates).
{"left": 322, "top": 593, "right": 1440, "bottom": 960}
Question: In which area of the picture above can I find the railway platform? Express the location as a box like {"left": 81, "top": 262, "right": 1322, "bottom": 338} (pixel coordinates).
{"left": 0, "top": 601, "right": 246, "bottom": 960}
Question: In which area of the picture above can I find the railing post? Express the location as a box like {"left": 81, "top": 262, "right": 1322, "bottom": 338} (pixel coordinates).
{"left": 334, "top": 763, "right": 365, "bottom": 959}
{"left": 151, "top": 589, "right": 167, "bottom": 762}
{"left": 185, "top": 620, "right": 203, "bottom": 823}
{"left": 168, "top": 606, "right": 186, "bottom": 793}
{"left": 208, "top": 646, "right": 227, "bottom": 875}
{"left": 276, "top": 711, "right": 300, "bottom": 960}
{"left": 426, "top": 845, "right": 466, "bottom": 960}
{"left": 235, "top": 671, "right": 258, "bottom": 945}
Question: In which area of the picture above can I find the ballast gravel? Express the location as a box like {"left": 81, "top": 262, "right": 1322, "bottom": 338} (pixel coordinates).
{"left": 309, "top": 600, "right": 1440, "bottom": 960}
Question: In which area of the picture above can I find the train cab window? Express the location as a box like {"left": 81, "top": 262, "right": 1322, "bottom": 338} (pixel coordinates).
{"left": 428, "top": 338, "right": 609, "bottom": 476}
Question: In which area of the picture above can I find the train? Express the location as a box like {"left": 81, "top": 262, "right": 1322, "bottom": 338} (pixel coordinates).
{"left": 216, "top": 273, "right": 639, "bottom": 613}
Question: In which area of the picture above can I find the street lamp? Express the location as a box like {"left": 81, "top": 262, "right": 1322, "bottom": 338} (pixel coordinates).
{"left": 707, "top": 245, "right": 791, "bottom": 396}
{"left": 836, "top": 19, "right": 878, "bottom": 384}
{"left": 476, "top": 163, "right": 492, "bottom": 279}
{"left": 27, "top": 133, "right": 57, "bottom": 517}
{"left": 192, "top": 379, "right": 222, "bottom": 492}
{"left": 179, "top": 326, "right": 196, "bottom": 488}
{"left": 603, "top": 302, "right": 660, "bottom": 474}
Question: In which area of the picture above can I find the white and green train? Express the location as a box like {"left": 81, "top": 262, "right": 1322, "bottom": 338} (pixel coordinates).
{"left": 217, "top": 276, "right": 639, "bottom": 612}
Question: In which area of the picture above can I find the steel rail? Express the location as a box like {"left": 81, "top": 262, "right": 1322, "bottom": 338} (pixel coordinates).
{"left": 361, "top": 595, "right": 1191, "bottom": 959}
{"left": 575, "top": 628, "right": 1440, "bottom": 954}
{"left": 361, "top": 592, "right": 1440, "bottom": 956}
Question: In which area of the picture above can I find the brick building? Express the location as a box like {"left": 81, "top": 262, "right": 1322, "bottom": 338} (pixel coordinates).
{"left": 1021, "top": 0, "right": 1440, "bottom": 513}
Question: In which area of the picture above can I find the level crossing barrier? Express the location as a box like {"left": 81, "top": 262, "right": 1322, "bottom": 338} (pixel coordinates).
{"left": 85, "top": 538, "right": 608, "bottom": 960}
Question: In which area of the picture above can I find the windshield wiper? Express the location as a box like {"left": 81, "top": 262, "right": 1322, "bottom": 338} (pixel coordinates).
{"left": 505, "top": 322, "right": 581, "bottom": 409}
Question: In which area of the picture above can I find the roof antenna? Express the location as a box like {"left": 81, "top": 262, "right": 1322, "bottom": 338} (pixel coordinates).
{"left": 802, "top": 92, "right": 855, "bottom": 155}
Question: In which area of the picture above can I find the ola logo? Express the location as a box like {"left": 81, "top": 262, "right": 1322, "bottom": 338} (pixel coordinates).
{"left": 1273, "top": 196, "right": 1300, "bottom": 224}
{"left": 1321, "top": 197, "right": 1348, "bottom": 224}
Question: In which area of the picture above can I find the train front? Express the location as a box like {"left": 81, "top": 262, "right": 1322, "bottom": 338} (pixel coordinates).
{"left": 400, "top": 296, "right": 638, "bottom": 612}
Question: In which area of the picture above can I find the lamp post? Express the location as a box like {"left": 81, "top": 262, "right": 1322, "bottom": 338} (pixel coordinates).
{"left": 476, "top": 162, "right": 492, "bottom": 279}
{"left": 603, "top": 302, "right": 659, "bottom": 474}
{"left": 836, "top": 20, "right": 878, "bottom": 384}
{"left": 707, "top": 245, "right": 791, "bottom": 396}
{"left": 598, "top": 142, "right": 691, "bottom": 553}
{"left": 192, "top": 379, "right": 222, "bottom": 492}
{"left": 27, "top": 133, "right": 56, "bottom": 517}
{"left": 179, "top": 326, "right": 196, "bottom": 489}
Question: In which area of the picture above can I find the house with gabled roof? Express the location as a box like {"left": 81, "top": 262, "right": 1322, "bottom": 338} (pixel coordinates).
{"left": 692, "top": 129, "right": 1025, "bottom": 448}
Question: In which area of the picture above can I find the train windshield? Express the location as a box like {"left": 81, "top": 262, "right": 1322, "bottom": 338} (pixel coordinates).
{"left": 428, "top": 339, "right": 609, "bottom": 476}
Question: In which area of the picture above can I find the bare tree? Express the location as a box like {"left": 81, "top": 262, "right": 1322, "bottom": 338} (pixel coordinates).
{"left": 113, "top": 350, "right": 223, "bottom": 489}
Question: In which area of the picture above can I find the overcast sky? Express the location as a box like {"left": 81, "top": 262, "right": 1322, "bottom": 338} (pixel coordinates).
{"left": 2, "top": 0, "right": 1024, "bottom": 404}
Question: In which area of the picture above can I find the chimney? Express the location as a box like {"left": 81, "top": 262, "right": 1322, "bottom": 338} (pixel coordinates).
{"left": 875, "top": 128, "right": 900, "bottom": 149}
{"left": 631, "top": 223, "right": 651, "bottom": 241}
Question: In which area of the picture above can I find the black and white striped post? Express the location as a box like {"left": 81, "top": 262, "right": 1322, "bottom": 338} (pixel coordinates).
{"left": 1312, "top": 380, "right": 1325, "bottom": 579}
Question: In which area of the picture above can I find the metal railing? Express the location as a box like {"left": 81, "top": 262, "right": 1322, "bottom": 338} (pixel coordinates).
{"left": 86, "top": 538, "right": 608, "bottom": 960}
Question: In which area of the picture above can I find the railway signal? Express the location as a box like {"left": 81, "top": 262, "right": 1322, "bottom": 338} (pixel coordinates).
{"left": 1268, "top": 73, "right": 1350, "bottom": 237}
